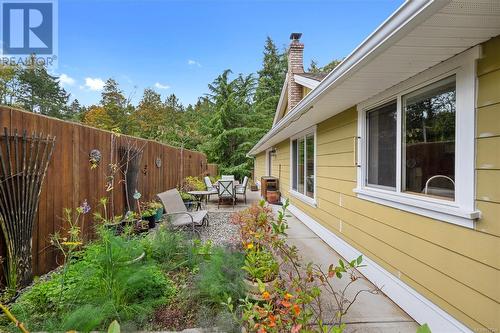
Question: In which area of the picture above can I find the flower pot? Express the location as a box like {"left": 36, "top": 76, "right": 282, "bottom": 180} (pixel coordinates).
{"left": 154, "top": 207, "right": 164, "bottom": 222}
{"left": 143, "top": 215, "right": 156, "bottom": 229}
{"left": 104, "top": 221, "right": 123, "bottom": 235}
{"left": 135, "top": 220, "right": 150, "bottom": 233}
{"left": 243, "top": 276, "right": 277, "bottom": 301}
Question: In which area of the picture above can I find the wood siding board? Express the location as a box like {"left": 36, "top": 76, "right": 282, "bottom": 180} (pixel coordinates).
{"left": 476, "top": 103, "right": 500, "bottom": 138}
{"left": 476, "top": 169, "right": 500, "bottom": 203}
{"left": 476, "top": 136, "right": 500, "bottom": 170}
{"left": 477, "top": 69, "right": 500, "bottom": 108}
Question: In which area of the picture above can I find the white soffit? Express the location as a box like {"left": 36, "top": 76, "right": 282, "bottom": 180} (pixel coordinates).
{"left": 249, "top": 0, "right": 500, "bottom": 155}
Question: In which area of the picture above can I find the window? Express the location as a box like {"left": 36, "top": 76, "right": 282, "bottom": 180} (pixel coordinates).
{"left": 367, "top": 101, "right": 397, "bottom": 189}
{"left": 356, "top": 48, "right": 480, "bottom": 227}
{"left": 402, "top": 76, "right": 456, "bottom": 200}
{"left": 291, "top": 129, "right": 316, "bottom": 204}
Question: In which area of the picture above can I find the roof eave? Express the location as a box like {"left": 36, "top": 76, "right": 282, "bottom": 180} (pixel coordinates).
{"left": 248, "top": 0, "right": 446, "bottom": 156}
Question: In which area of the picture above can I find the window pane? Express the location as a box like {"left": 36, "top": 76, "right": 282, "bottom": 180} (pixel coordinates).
{"left": 292, "top": 140, "right": 298, "bottom": 190}
{"left": 298, "top": 138, "right": 305, "bottom": 193}
{"left": 367, "top": 101, "right": 397, "bottom": 189}
{"left": 306, "top": 134, "right": 314, "bottom": 198}
{"left": 403, "top": 76, "right": 455, "bottom": 200}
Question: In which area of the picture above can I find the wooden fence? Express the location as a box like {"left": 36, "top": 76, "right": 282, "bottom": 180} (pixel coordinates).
{"left": 0, "top": 106, "right": 217, "bottom": 283}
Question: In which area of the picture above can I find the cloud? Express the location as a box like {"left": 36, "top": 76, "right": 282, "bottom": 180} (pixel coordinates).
{"left": 84, "top": 77, "right": 105, "bottom": 91}
{"left": 154, "top": 82, "right": 170, "bottom": 90}
{"left": 59, "top": 73, "right": 75, "bottom": 86}
{"left": 187, "top": 59, "right": 202, "bottom": 67}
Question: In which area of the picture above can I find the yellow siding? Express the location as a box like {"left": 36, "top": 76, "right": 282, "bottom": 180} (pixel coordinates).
{"left": 268, "top": 36, "right": 500, "bottom": 331}
{"left": 302, "top": 86, "right": 311, "bottom": 97}
{"left": 254, "top": 152, "right": 266, "bottom": 184}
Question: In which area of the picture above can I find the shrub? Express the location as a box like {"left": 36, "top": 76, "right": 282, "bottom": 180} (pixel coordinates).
{"left": 193, "top": 247, "right": 245, "bottom": 308}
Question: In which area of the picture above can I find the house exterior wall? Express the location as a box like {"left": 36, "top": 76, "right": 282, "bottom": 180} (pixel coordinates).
{"left": 254, "top": 152, "right": 267, "bottom": 182}
{"left": 253, "top": 36, "right": 500, "bottom": 331}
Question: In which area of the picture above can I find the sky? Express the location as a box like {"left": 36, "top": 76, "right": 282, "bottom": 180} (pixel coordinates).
{"left": 56, "top": 0, "right": 405, "bottom": 107}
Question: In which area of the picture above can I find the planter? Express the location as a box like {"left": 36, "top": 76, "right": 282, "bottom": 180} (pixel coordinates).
{"left": 154, "top": 207, "right": 164, "bottom": 222}
{"left": 243, "top": 276, "right": 277, "bottom": 301}
{"left": 266, "top": 190, "right": 280, "bottom": 204}
{"left": 135, "top": 220, "right": 150, "bottom": 234}
{"left": 104, "top": 221, "right": 124, "bottom": 235}
{"left": 143, "top": 215, "right": 156, "bottom": 229}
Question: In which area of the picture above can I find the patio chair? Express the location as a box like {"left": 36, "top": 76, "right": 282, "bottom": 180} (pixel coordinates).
{"left": 204, "top": 176, "right": 218, "bottom": 202}
{"left": 235, "top": 176, "right": 249, "bottom": 204}
{"left": 157, "top": 189, "right": 209, "bottom": 235}
{"left": 221, "top": 175, "right": 235, "bottom": 181}
{"left": 217, "top": 180, "right": 235, "bottom": 209}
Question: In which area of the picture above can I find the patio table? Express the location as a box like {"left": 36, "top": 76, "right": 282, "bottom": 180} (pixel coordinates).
{"left": 188, "top": 190, "right": 217, "bottom": 210}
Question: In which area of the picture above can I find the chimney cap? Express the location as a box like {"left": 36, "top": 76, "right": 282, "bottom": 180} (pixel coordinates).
{"left": 290, "top": 32, "right": 302, "bottom": 41}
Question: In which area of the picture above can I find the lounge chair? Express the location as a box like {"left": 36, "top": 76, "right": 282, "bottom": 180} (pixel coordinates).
{"left": 217, "top": 180, "right": 235, "bottom": 209}
{"left": 157, "top": 189, "right": 209, "bottom": 235}
{"left": 235, "top": 176, "right": 249, "bottom": 204}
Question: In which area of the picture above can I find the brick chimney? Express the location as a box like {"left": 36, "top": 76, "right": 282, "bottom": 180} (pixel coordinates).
{"left": 287, "top": 33, "right": 304, "bottom": 111}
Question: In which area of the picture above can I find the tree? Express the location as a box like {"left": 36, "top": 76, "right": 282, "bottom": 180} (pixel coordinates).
{"left": 81, "top": 105, "right": 115, "bottom": 130}
{"left": 16, "top": 56, "right": 69, "bottom": 118}
{"left": 66, "top": 99, "right": 83, "bottom": 121}
{"left": 99, "top": 78, "right": 135, "bottom": 134}
{"left": 199, "top": 69, "right": 262, "bottom": 178}
{"left": 253, "top": 37, "right": 287, "bottom": 130}
{"left": 133, "top": 88, "right": 166, "bottom": 139}
{"left": 0, "top": 64, "right": 18, "bottom": 105}
{"left": 308, "top": 58, "right": 342, "bottom": 74}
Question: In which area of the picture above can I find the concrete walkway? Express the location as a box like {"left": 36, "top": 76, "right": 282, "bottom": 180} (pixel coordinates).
{"left": 205, "top": 190, "right": 418, "bottom": 332}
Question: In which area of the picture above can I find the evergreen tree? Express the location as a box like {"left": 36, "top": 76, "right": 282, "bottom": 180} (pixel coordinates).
{"left": 99, "top": 78, "right": 131, "bottom": 133}
{"left": 200, "top": 70, "right": 262, "bottom": 178}
{"left": 308, "top": 58, "right": 342, "bottom": 73}
{"left": 253, "top": 37, "right": 287, "bottom": 129}
{"left": 16, "top": 56, "right": 69, "bottom": 118}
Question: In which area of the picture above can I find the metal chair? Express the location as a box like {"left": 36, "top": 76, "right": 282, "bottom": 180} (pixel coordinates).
{"left": 217, "top": 180, "right": 235, "bottom": 209}
{"left": 203, "top": 176, "right": 218, "bottom": 202}
{"left": 235, "top": 176, "right": 249, "bottom": 204}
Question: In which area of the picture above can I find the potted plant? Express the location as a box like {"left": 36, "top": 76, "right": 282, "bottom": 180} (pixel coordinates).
{"left": 134, "top": 219, "right": 150, "bottom": 233}
{"left": 148, "top": 201, "right": 164, "bottom": 222}
{"left": 141, "top": 207, "right": 157, "bottom": 229}
{"left": 242, "top": 246, "right": 279, "bottom": 300}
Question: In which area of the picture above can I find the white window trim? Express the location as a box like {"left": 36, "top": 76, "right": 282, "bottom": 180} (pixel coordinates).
{"left": 355, "top": 46, "right": 481, "bottom": 229}
{"left": 289, "top": 126, "right": 317, "bottom": 207}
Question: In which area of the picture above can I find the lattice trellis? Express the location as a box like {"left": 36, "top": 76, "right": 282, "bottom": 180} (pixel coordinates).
{"left": 0, "top": 128, "right": 55, "bottom": 287}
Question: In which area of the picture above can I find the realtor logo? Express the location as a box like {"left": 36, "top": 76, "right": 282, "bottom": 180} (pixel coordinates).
{"left": 1, "top": 0, "right": 56, "bottom": 55}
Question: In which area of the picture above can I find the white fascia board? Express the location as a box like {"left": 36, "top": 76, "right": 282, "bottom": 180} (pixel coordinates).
{"left": 294, "top": 74, "right": 320, "bottom": 89}
{"left": 248, "top": 0, "right": 447, "bottom": 156}
{"left": 272, "top": 73, "right": 289, "bottom": 127}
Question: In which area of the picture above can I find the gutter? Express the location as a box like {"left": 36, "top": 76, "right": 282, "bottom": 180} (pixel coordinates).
{"left": 248, "top": 0, "right": 448, "bottom": 156}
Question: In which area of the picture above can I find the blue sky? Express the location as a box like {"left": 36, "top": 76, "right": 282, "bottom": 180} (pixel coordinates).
{"left": 57, "top": 0, "right": 404, "bottom": 107}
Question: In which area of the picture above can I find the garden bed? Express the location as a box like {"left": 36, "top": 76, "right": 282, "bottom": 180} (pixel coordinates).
{"left": 0, "top": 221, "right": 246, "bottom": 332}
